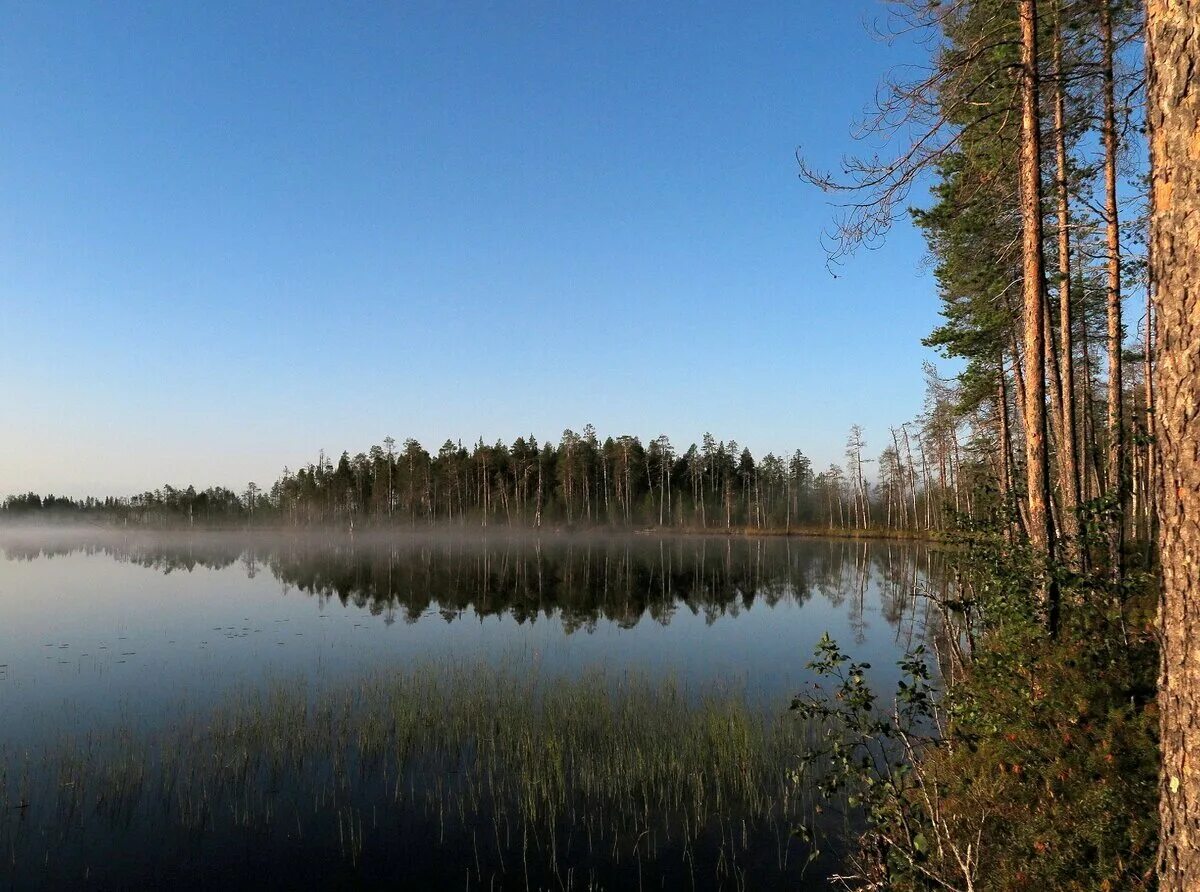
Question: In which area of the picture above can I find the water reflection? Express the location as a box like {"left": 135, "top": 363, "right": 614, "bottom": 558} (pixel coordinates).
{"left": 1, "top": 531, "right": 950, "bottom": 635}
{"left": 0, "top": 531, "right": 954, "bottom": 889}
{"left": 0, "top": 530, "right": 953, "bottom": 756}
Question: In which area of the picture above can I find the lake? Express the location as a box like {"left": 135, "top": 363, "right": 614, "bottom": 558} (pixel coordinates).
{"left": 0, "top": 530, "right": 950, "bottom": 889}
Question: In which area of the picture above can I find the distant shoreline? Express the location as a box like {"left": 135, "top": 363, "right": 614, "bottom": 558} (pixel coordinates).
{"left": 633, "top": 524, "right": 947, "bottom": 543}
{"left": 0, "top": 517, "right": 949, "bottom": 545}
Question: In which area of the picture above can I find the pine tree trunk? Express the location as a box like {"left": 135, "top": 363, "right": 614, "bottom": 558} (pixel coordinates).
{"left": 1147, "top": 0, "right": 1200, "bottom": 886}
{"left": 1018, "top": 0, "right": 1058, "bottom": 633}
{"left": 1145, "top": 285, "right": 1157, "bottom": 556}
{"left": 1077, "top": 273, "right": 1106, "bottom": 503}
{"left": 1052, "top": 2, "right": 1082, "bottom": 552}
{"left": 1044, "top": 293, "right": 1071, "bottom": 543}
{"left": 1100, "top": 0, "right": 1125, "bottom": 577}
{"left": 998, "top": 365, "right": 1016, "bottom": 538}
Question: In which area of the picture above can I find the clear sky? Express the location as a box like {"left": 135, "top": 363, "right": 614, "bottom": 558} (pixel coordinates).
{"left": 1, "top": 1, "right": 946, "bottom": 498}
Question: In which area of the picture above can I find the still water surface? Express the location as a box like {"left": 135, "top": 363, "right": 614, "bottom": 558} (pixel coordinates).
{"left": 0, "top": 530, "right": 950, "bottom": 890}
{"left": 0, "top": 530, "right": 946, "bottom": 744}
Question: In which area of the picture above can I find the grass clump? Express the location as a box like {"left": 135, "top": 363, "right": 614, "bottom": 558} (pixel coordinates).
{"left": 1, "top": 662, "right": 825, "bottom": 889}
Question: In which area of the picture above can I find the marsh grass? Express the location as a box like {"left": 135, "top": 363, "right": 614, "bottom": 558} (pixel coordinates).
{"left": 0, "top": 662, "right": 828, "bottom": 889}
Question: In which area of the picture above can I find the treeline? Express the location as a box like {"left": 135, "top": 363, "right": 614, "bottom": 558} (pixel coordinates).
{"left": 795, "top": 0, "right": 1200, "bottom": 888}
{"left": 803, "top": 0, "right": 1154, "bottom": 585}
{"left": 0, "top": 423, "right": 985, "bottom": 534}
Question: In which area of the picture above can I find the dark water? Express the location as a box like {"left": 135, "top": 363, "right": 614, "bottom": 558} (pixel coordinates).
{"left": 0, "top": 530, "right": 950, "bottom": 889}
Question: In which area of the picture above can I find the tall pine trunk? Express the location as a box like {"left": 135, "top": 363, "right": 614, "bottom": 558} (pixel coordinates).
{"left": 1018, "top": 0, "right": 1059, "bottom": 633}
{"left": 1144, "top": 285, "right": 1157, "bottom": 555}
{"left": 1100, "top": 0, "right": 1126, "bottom": 577}
{"left": 1147, "top": 0, "right": 1200, "bottom": 886}
{"left": 998, "top": 368, "right": 1013, "bottom": 536}
{"left": 1052, "top": 2, "right": 1082, "bottom": 553}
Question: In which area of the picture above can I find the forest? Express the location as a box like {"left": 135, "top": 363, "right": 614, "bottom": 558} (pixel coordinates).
{"left": 0, "top": 0, "right": 1165, "bottom": 552}
{"left": 0, "top": 415, "right": 989, "bottom": 533}
{"left": 782, "top": 0, "right": 1197, "bottom": 888}
{"left": 3, "top": 0, "right": 1198, "bottom": 887}
{"left": 796, "top": 0, "right": 1159, "bottom": 574}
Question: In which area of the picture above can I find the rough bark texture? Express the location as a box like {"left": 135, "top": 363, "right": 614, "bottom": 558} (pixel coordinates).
{"left": 1018, "top": 0, "right": 1058, "bottom": 632}
{"left": 1149, "top": 0, "right": 1200, "bottom": 887}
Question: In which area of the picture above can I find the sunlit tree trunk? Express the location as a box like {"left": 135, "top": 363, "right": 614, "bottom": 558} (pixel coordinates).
{"left": 1100, "top": 0, "right": 1125, "bottom": 578}
{"left": 1018, "top": 0, "right": 1058, "bottom": 632}
{"left": 1077, "top": 271, "right": 1106, "bottom": 503}
{"left": 901, "top": 425, "right": 919, "bottom": 532}
{"left": 917, "top": 434, "right": 933, "bottom": 531}
{"left": 1051, "top": 4, "right": 1082, "bottom": 556}
{"left": 1148, "top": 1, "right": 1200, "bottom": 886}
{"left": 891, "top": 427, "right": 909, "bottom": 529}
{"left": 1145, "top": 286, "right": 1157, "bottom": 555}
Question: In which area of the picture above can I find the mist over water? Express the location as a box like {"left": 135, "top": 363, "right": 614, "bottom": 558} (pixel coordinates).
{"left": 0, "top": 529, "right": 948, "bottom": 743}
{"left": 0, "top": 529, "right": 953, "bottom": 888}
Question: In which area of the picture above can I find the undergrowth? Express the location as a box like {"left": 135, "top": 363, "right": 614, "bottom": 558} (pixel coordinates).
{"left": 795, "top": 528, "right": 1159, "bottom": 891}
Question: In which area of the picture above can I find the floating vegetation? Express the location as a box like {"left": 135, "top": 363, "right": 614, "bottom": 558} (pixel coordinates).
{"left": 0, "top": 662, "right": 829, "bottom": 889}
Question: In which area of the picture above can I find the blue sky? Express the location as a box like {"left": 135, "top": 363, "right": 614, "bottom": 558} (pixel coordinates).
{"left": 1, "top": 2, "right": 945, "bottom": 497}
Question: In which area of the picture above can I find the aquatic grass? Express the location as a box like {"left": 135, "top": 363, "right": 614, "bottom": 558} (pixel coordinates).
{"left": 0, "top": 660, "right": 829, "bottom": 888}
